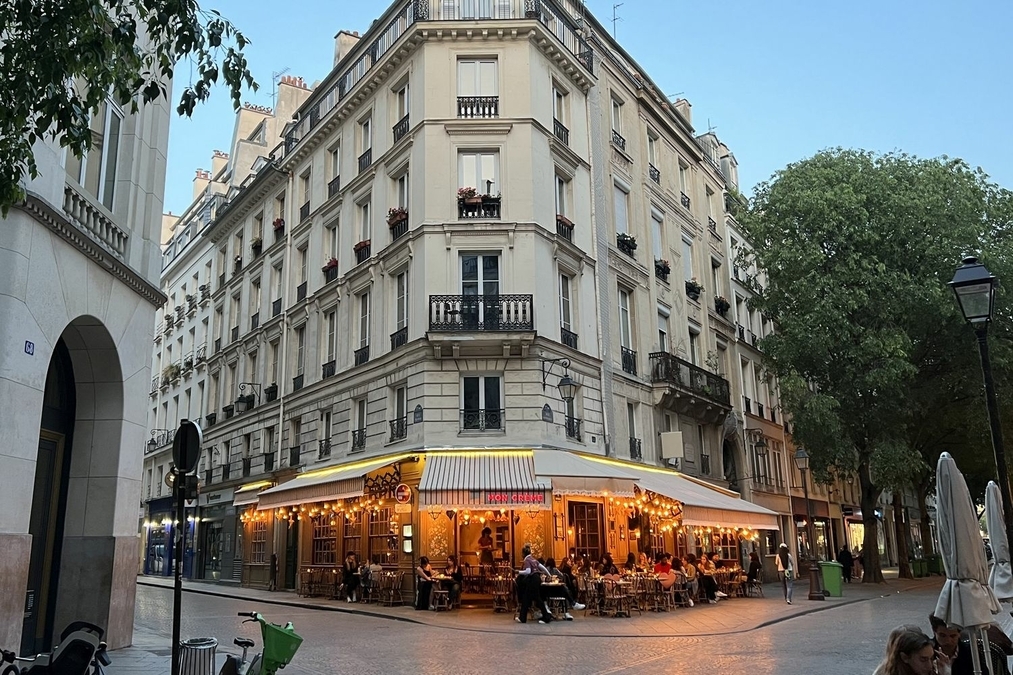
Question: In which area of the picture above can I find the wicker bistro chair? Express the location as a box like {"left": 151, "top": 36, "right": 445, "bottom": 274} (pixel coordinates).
{"left": 672, "top": 572, "right": 692, "bottom": 608}
{"left": 431, "top": 588, "right": 451, "bottom": 611}
{"left": 602, "top": 579, "right": 632, "bottom": 618}
{"left": 576, "top": 575, "right": 600, "bottom": 616}
{"left": 491, "top": 576, "right": 514, "bottom": 613}
{"left": 378, "top": 571, "right": 404, "bottom": 607}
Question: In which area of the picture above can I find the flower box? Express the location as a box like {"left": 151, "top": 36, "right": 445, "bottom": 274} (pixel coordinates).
{"left": 321, "top": 257, "right": 339, "bottom": 273}
{"left": 685, "top": 278, "right": 704, "bottom": 301}
{"left": 272, "top": 218, "right": 285, "bottom": 231}
{"left": 353, "top": 239, "right": 371, "bottom": 253}
{"left": 714, "top": 296, "right": 731, "bottom": 316}
{"left": 387, "top": 207, "right": 408, "bottom": 227}
{"left": 251, "top": 238, "right": 263, "bottom": 255}
{"left": 655, "top": 259, "right": 671, "bottom": 275}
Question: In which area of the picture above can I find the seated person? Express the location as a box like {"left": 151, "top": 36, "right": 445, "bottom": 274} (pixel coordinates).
{"left": 623, "top": 552, "right": 640, "bottom": 574}
{"left": 683, "top": 555, "right": 700, "bottom": 598}
{"left": 415, "top": 556, "right": 436, "bottom": 611}
{"left": 544, "top": 558, "right": 586, "bottom": 617}
{"left": 444, "top": 555, "right": 464, "bottom": 604}
{"left": 597, "top": 553, "right": 620, "bottom": 579}
{"left": 746, "top": 552, "right": 763, "bottom": 583}
{"left": 653, "top": 552, "right": 672, "bottom": 575}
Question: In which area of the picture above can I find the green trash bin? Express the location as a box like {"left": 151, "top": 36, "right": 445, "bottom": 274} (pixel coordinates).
{"left": 916, "top": 559, "right": 928, "bottom": 577}
{"left": 928, "top": 554, "right": 944, "bottom": 575}
{"left": 819, "top": 561, "right": 844, "bottom": 597}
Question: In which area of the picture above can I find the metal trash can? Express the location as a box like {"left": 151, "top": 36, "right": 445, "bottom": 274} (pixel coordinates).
{"left": 818, "top": 561, "right": 844, "bottom": 597}
{"left": 179, "top": 637, "right": 217, "bottom": 675}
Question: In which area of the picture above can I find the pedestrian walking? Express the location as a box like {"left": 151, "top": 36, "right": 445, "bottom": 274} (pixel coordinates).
{"left": 836, "top": 545, "right": 854, "bottom": 583}
{"left": 776, "top": 543, "right": 795, "bottom": 604}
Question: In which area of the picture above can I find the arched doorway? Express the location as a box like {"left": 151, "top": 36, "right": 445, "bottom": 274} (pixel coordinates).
{"left": 23, "top": 340, "right": 76, "bottom": 654}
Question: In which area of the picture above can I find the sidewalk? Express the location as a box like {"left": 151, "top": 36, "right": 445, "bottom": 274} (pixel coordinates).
{"left": 106, "top": 572, "right": 941, "bottom": 673}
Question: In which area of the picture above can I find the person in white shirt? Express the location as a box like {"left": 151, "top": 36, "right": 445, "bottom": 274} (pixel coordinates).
{"left": 775, "top": 543, "right": 795, "bottom": 604}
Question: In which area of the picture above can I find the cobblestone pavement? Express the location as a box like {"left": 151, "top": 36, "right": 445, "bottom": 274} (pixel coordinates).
{"left": 110, "top": 575, "right": 947, "bottom": 675}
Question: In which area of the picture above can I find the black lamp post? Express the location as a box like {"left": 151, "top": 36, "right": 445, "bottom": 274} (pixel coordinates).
{"left": 234, "top": 382, "right": 262, "bottom": 413}
{"left": 794, "top": 447, "right": 825, "bottom": 601}
{"left": 949, "top": 256, "right": 1013, "bottom": 543}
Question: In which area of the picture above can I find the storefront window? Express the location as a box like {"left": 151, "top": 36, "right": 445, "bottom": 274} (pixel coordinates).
{"left": 250, "top": 520, "right": 267, "bottom": 564}
{"left": 764, "top": 530, "right": 779, "bottom": 556}
{"left": 569, "top": 502, "right": 603, "bottom": 561}
{"left": 344, "top": 511, "right": 362, "bottom": 558}
{"left": 312, "top": 515, "right": 337, "bottom": 565}
{"left": 369, "top": 507, "right": 398, "bottom": 563}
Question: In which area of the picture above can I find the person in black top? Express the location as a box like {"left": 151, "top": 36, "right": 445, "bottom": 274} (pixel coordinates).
{"left": 836, "top": 546, "right": 854, "bottom": 583}
{"left": 444, "top": 555, "right": 464, "bottom": 605}
{"left": 597, "top": 552, "right": 619, "bottom": 577}
{"left": 342, "top": 552, "right": 360, "bottom": 602}
{"left": 746, "top": 551, "right": 763, "bottom": 584}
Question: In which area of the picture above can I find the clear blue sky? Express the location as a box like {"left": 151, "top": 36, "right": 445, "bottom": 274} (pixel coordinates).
{"left": 164, "top": 0, "right": 1013, "bottom": 215}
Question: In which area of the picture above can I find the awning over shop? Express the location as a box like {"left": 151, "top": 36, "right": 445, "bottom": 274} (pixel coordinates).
{"left": 419, "top": 451, "right": 551, "bottom": 510}
{"left": 532, "top": 449, "right": 637, "bottom": 497}
{"left": 576, "top": 454, "right": 780, "bottom": 531}
{"left": 233, "top": 481, "right": 272, "bottom": 508}
{"left": 256, "top": 454, "right": 410, "bottom": 510}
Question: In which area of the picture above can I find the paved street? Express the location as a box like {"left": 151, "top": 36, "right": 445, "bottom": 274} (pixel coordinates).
{"left": 110, "top": 575, "right": 947, "bottom": 674}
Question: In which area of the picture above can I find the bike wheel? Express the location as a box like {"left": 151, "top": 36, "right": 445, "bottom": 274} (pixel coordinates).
{"left": 244, "top": 654, "right": 262, "bottom": 675}
{"left": 217, "top": 655, "right": 240, "bottom": 675}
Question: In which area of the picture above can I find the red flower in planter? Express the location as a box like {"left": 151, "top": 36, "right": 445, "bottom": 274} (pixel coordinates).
{"left": 322, "top": 257, "right": 339, "bottom": 272}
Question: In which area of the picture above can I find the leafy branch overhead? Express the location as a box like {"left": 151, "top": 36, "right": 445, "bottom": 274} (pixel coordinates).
{"left": 0, "top": 0, "right": 258, "bottom": 213}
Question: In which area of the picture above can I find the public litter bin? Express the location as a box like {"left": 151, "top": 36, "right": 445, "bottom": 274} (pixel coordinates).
{"left": 912, "top": 559, "right": 927, "bottom": 578}
{"left": 179, "top": 637, "right": 217, "bottom": 675}
{"left": 928, "top": 554, "right": 944, "bottom": 575}
{"left": 819, "top": 561, "right": 844, "bottom": 597}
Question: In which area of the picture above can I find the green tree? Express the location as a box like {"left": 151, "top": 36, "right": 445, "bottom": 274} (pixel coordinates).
{"left": 0, "top": 0, "right": 257, "bottom": 213}
{"left": 740, "top": 149, "right": 1007, "bottom": 582}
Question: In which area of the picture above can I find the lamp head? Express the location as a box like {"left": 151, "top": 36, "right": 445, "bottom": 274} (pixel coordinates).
{"left": 949, "top": 256, "right": 997, "bottom": 325}
{"left": 793, "top": 447, "right": 810, "bottom": 472}
{"left": 557, "top": 375, "right": 577, "bottom": 403}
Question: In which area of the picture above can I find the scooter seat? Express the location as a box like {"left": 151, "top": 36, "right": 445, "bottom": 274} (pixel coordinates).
{"left": 234, "top": 638, "right": 256, "bottom": 649}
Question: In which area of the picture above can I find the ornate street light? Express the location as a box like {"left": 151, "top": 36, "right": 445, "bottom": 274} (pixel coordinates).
{"left": 557, "top": 374, "right": 577, "bottom": 403}
{"left": 950, "top": 256, "right": 1012, "bottom": 543}
{"left": 793, "top": 447, "right": 825, "bottom": 601}
{"left": 234, "top": 382, "right": 262, "bottom": 413}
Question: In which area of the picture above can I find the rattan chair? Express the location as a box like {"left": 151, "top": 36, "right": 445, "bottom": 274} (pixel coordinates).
{"left": 491, "top": 576, "right": 514, "bottom": 613}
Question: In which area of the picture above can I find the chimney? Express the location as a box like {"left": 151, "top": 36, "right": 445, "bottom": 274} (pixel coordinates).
{"left": 211, "top": 150, "right": 229, "bottom": 178}
{"left": 334, "top": 30, "right": 362, "bottom": 67}
{"left": 192, "top": 169, "right": 211, "bottom": 201}
{"left": 674, "top": 98, "right": 692, "bottom": 125}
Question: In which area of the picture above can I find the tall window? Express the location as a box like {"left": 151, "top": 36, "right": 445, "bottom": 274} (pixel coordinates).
{"left": 298, "top": 246, "right": 307, "bottom": 283}
{"left": 559, "top": 274, "right": 572, "bottom": 332}
{"left": 296, "top": 327, "right": 305, "bottom": 376}
{"left": 395, "top": 271, "right": 408, "bottom": 331}
{"left": 359, "top": 291, "right": 371, "bottom": 348}
{"left": 682, "top": 237, "right": 694, "bottom": 281}
{"left": 326, "top": 220, "right": 339, "bottom": 259}
{"left": 461, "top": 254, "right": 498, "bottom": 328}
{"left": 251, "top": 280, "right": 261, "bottom": 315}
{"left": 568, "top": 502, "right": 603, "bottom": 562}
{"left": 66, "top": 100, "right": 123, "bottom": 210}
{"left": 658, "top": 310, "right": 669, "bottom": 352}
{"left": 462, "top": 375, "right": 502, "bottom": 430}
{"left": 311, "top": 515, "right": 336, "bottom": 565}
{"left": 330, "top": 145, "right": 341, "bottom": 180}
{"left": 354, "top": 398, "right": 367, "bottom": 432}
{"left": 618, "top": 287, "right": 632, "bottom": 349}
{"left": 272, "top": 264, "right": 283, "bottom": 300}
{"left": 459, "top": 152, "right": 499, "bottom": 195}
{"left": 300, "top": 170, "right": 311, "bottom": 206}
{"left": 326, "top": 310, "right": 337, "bottom": 362}
{"left": 555, "top": 174, "right": 568, "bottom": 216}
{"left": 678, "top": 163, "right": 688, "bottom": 194}
{"left": 343, "top": 511, "right": 362, "bottom": 557}
{"left": 610, "top": 97, "right": 622, "bottom": 134}
{"left": 647, "top": 132, "right": 658, "bottom": 166}
{"left": 369, "top": 507, "right": 397, "bottom": 563}
{"left": 458, "top": 59, "right": 498, "bottom": 97}
{"left": 651, "top": 211, "right": 663, "bottom": 260}
{"left": 269, "top": 340, "right": 279, "bottom": 383}
{"left": 613, "top": 185, "right": 628, "bottom": 234}
{"left": 393, "top": 385, "right": 407, "bottom": 422}
{"left": 553, "top": 86, "right": 567, "bottom": 123}
{"left": 395, "top": 83, "right": 409, "bottom": 119}
{"left": 358, "top": 200, "right": 371, "bottom": 241}
{"left": 250, "top": 520, "right": 267, "bottom": 564}
{"left": 396, "top": 173, "right": 409, "bottom": 210}
{"left": 688, "top": 326, "right": 700, "bottom": 365}
{"left": 359, "top": 116, "right": 372, "bottom": 153}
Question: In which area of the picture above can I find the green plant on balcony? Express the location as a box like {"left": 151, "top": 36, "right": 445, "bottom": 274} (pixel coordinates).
{"left": 251, "top": 237, "right": 263, "bottom": 254}
{"left": 321, "top": 257, "right": 339, "bottom": 273}
{"left": 457, "top": 186, "right": 481, "bottom": 204}
{"left": 714, "top": 295, "right": 731, "bottom": 316}
{"left": 655, "top": 259, "right": 671, "bottom": 275}
{"left": 272, "top": 217, "right": 285, "bottom": 231}
{"left": 685, "top": 277, "right": 704, "bottom": 301}
{"left": 163, "top": 363, "right": 181, "bottom": 382}
{"left": 387, "top": 206, "right": 408, "bottom": 226}
{"left": 617, "top": 232, "right": 637, "bottom": 251}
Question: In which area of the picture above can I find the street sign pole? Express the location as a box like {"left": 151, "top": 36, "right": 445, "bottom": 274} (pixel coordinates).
{"left": 169, "top": 419, "right": 202, "bottom": 675}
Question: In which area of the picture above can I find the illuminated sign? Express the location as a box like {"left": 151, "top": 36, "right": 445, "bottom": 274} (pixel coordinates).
{"left": 485, "top": 492, "right": 546, "bottom": 505}
{"left": 394, "top": 483, "right": 413, "bottom": 504}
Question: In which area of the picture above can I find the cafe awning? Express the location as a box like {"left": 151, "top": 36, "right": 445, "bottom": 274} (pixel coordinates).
{"left": 576, "top": 454, "right": 780, "bottom": 530}
{"left": 419, "top": 451, "right": 551, "bottom": 510}
{"left": 256, "top": 454, "right": 410, "bottom": 510}
{"left": 233, "top": 481, "right": 272, "bottom": 508}
{"left": 532, "top": 449, "right": 637, "bottom": 497}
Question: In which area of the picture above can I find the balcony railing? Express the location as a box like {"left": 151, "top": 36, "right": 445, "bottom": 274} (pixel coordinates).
{"left": 743, "top": 396, "right": 752, "bottom": 414}
{"left": 429, "top": 294, "right": 533, "bottom": 331}
{"left": 354, "top": 344, "right": 370, "bottom": 366}
{"left": 701, "top": 454, "right": 711, "bottom": 475}
{"left": 358, "top": 148, "right": 373, "bottom": 173}
{"left": 649, "top": 352, "right": 731, "bottom": 406}
{"left": 289, "top": 446, "right": 301, "bottom": 467}
{"left": 328, "top": 176, "right": 341, "bottom": 199}
{"left": 273, "top": 298, "right": 282, "bottom": 317}
{"left": 199, "top": 284, "right": 211, "bottom": 303}
{"left": 611, "top": 129, "right": 626, "bottom": 151}
{"left": 737, "top": 324, "right": 746, "bottom": 340}
{"left": 457, "top": 96, "right": 499, "bottom": 118}
{"left": 325, "top": 265, "right": 339, "bottom": 283}
{"left": 297, "top": 281, "right": 307, "bottom": 302}
{"left": 390, "top": 215, "right": 409, "bottom": 241}
{"left": 458, "top": 195, "right": 501, "bottom": 220}
{"left": 318, "top": 439, "right": 332, "bottom": 459}
{"left": 390, "top": 326, "right": 408, "bottom": 350}
{"left": 393, "top": 114, "right": 410, "bottom": 142}
{"left": 355, "top": 242, "right": 372, "bottom": 264}
{"left": 322, "top": 360, "right": 336, "bottom": 379}
{"left": 293, "top": 374, "right": 304, "bottom": 391}
{"left": 62, "top": 181, "right": 129, "bottom": 259}
{"left": 649, "top": 164, "right": 660, "bottom": 183}
{"left": 461, "top": 408, "right": 504, "bottom": 432}
{"left": 555, "top": 215, "right": 573, "bottom": 241}
{"left": 561, "top": 327, "right": 578, "bottom": 350}
{"left": 351, "top": 428, "right": 366, "bottom": 451}
{"left": 553, "top": 118, "right": 569, "bottom": 145}
{"left": 282, "top": 0, "right": 593, "bottom": 157}
{"left": 565, "top": 416, "right": 582, "bottom": 441}
{"left": 195, "top": 344, "right": 207, "bottom": 365}
{"left": 708, "top": 217, "right": 717, "bottom": 233}
{"left": 620, "top": 346, "right": 637, "bottom": 375}
{"left": 681, "top": 192, "right": 691, "bottom": 209}
{"left": 629, "top": 437, "right": 642, "bottom": 461}
{"left": 150, "top": 377, "right": 158, "bottom": 396}
{"left": 757, "top": 402, "right": 765, "bottom": 418}
{"left": 616, "top": 234, "right": 636, "bottom": 258}
{"left": 299, "top": 202, "right": 311, "bottom": 222}
{"left": 389, "top": 417, "right": 408, "bottom": 442}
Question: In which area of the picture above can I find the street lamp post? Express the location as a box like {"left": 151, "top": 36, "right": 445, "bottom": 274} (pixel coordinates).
{"left": 949, "top": 256, "right": 1013, "bottom": 545}
{"left": 794, "top": 447, "right": 825, "bottom": 601}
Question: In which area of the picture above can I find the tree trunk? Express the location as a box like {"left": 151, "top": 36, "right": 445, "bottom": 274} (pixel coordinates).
{"left": 893, "top": 491, "right": 913, "bottom": 579}
{"left": 916, "top": 477, "right": 935, "bottom": 557}
{"left": 859, "top": 459, "right": 886, "bottom": 583}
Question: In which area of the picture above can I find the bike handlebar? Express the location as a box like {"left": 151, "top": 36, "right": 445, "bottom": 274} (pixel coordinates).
{"left": 237, "top": 612, "right": 258, "bottom": 618}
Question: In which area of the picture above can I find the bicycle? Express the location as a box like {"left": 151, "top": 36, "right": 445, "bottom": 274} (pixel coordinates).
{"left": 2, "top": 649, "right": 30, "bottom": 675}
{"left": 2, "top": 622, "right": 111, "bottom": 675}
{"left": 217, "top": 612, "right": 302, "bottom": 675}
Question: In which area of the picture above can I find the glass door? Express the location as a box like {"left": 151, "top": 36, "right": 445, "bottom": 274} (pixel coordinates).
{"left": 461, "top": 254, "right": 500, "bottom": 329}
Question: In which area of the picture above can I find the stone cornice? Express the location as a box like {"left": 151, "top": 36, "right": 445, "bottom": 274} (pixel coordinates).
{"left": 17, "top": 191, "right": 167, "bottom": 308}
{"left": 204, "top": 165, "right": 287, "bottom": 245}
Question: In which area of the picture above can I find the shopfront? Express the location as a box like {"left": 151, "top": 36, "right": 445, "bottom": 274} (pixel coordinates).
{"left": 792, "top": 496, "right": 831, "bottom": 561}
{"left": 197, "top": 487, "right": 236, "bottom": 582}
{"left": 143, "top": 496, "right": 198, "bottom": 577}
{"left": 235, "top": 481, "right": 274, "bottom": 589}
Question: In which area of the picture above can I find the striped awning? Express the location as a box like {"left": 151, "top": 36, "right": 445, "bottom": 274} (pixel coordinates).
{"left": 256, "top": 455, "right": 410, "bottom": 510}
{"left": 419, "top": 451, "right": 551, "bottom": 510}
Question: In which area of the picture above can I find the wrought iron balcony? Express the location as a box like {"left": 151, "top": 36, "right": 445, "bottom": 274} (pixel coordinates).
{"left": 351, "top": 428, "right": 366, "bottom": 451}
{"left": 328, "top": 176, "right": 341, "bottom": 199}
{"left": 390, "top": 214, "right": 409, "bottom": 241}
{"left": 611, "top": 129, "right": 626, "bottom": 151}
{"left": 324, "top": 265, "right": 339, "bottom": 283}
{"left": 649, "top": 352, "right": 731, "bottom": 407}
{"left": 358, "top": 148, "right": 373, "bottom": 173}
{"left": 299, "top": 201, "right": 310, "bottom": 222}
{"left": 318, "top": 439, "right": 332, "bottom": 459}
{"left": 565, "top": 416, "right": 582, "bottom": 441}
{"left": 297, "top": 281, "right": 307, "bottom": 302}
{"left": 460, "top": 408, "right": 504, "bottom": 432}
{"left": 322, "top": 360, "right": 336, "bottom": 379}
{"left": 620, "top": 346, "right": 637, "bottom": 375}
{"left": 390, "top": 326, "right": 408, "bottom": 350}
{"left": 458, "top": 195, "right": 501, "bottom": 220}
{"left": 288, "top": 446, "right": 301, "bottom": 467}
{"left": 649, "top": 164, "right": 660, "bottom": 184}
{"left": 354, "top": 345, "right": 370, "bottom": 366}
{"left": 561, "top": 327, "right": 578, "bottom": 350}
{"left": 553, "top": 119, "right": 569, "bottom": 146}
{"left": 708, "top": 217, "right": 717, "bottom": 233}
{"left": 293, "top": 374, "right": 304, "bottom": 391}
{"left": 150, "top": 377, "right": 158, "bottom": 396}
{"left": 737, "top": 324, "right": 746, "bottom": 340}
{"left": 616, "top": 234, "right": 636, "bottom": 258}
{"left": 355, "top": 242, "right": 371, "bottom": 264}
{"left": 393, "top": 114, "right": 410, "bottom": 142}
{"left": 195, "top": 344, "right": 207, "bottom": 365}
{"left": 429, "top": 294, "right": 533, "bottom": 331}
{"left": 457, "top": 96, "right": 499, "bottom": 118}
{"left": 389, "top": 417, "right": 408, "bottom": 442}
{"left": 555, "top": 215, "right": 573, "bottom": 241}
{"left": 272, "top": 298, "right": 282, "bottom": 317}
{"left": 701, "top": 454, "right": 711, "bottom": 475}
{"left": 681, "top": 192, "right": 691, "bottom": 209}
{"left": 629, "top": 437, "right": 642, "bottom": 461}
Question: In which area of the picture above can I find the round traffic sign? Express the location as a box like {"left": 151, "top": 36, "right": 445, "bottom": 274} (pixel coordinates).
{"left": 394, "top": 483, "right": 412, "bottom": 504}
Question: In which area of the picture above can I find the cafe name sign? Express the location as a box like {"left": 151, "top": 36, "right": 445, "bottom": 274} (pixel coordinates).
{"left": 485, "top": 491, "right": 545, "bottom": 505}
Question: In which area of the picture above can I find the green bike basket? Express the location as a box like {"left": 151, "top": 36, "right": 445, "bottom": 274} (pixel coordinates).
{"left": 261, "top": 621, "right": 303, "bottom": 666}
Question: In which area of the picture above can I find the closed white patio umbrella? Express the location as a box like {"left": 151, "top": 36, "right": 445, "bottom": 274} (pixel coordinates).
{"left": 985, "top": 480, "right": 1013, "bottom": 650}
{"left": 935, "top": 453, "right": 1000, "bottom": 674}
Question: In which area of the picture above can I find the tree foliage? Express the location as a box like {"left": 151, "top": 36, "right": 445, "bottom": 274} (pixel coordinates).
{"left": 0, "top": 0, "right": 257, "bottom": 213}
{"left": 739, "top": 149, "right": 1012, "bottom": 581}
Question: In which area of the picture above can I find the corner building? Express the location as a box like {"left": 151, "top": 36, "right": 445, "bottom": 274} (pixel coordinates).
{"left": 181, "top": 0, "right": 779, "bottom": 598}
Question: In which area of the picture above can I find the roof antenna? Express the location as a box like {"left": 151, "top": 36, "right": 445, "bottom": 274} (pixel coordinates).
{"left": 707, "top": 118, "right": 718, "bottom": 134}
{"left": 611, "top": 3, "right": 623, "bottom": 39}
{"left": 271, "top": 68, "right": 291, "bottom": 109}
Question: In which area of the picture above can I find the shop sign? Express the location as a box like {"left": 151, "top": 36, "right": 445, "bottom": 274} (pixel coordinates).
{"left": 199, "top": 487, "right": 234, "bottom": 507}
{"left": 394, "top": 483, "right": 413, "bottom": 504}
{"left": 485, "top": 491, "right": 546, "bottom": 505}
{"left": 394, "top": 503, "right": 412, "bottom": 514}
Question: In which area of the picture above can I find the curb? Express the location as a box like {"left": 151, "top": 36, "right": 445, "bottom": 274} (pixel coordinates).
{"left": 138, "top": 576, "right": 939, "bottom": 639}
